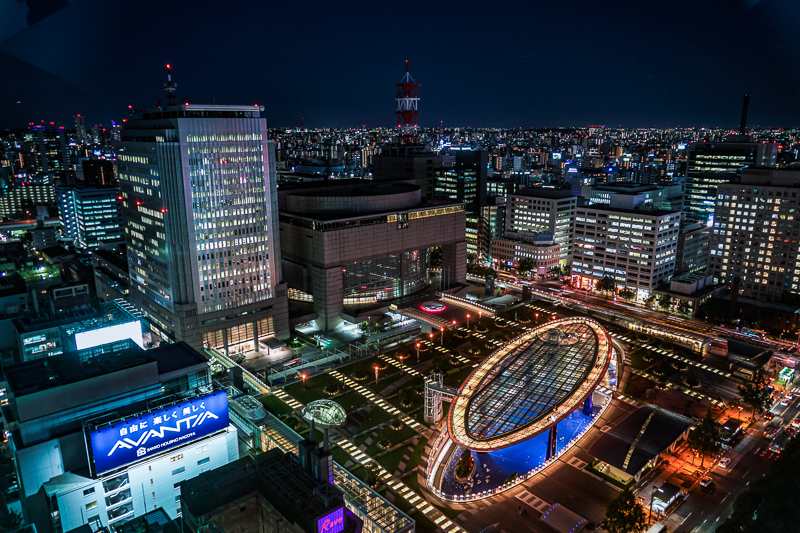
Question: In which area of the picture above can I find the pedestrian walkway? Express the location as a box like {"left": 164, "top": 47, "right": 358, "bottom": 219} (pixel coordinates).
{"left": 642, "top": 344, "right": 732, "bottom": 378}
{"left": 632, "top": 368, "right": 726, "bottom": 407}
{"left": 379, "top": 353, "right": 423, "bottom": 377}
{"left": 271, "top": 388, "right": 303, "bottom": 409}
{"left": 267, "top": 376, "right": 465, "bottom": 533}
{"left": 329, "top": 369, "right": 425, "bottom": 431}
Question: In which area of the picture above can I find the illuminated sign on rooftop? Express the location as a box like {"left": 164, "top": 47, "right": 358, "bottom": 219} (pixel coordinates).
{"left": 87, "top": 390, "right": 229, "bottom": 474}
{"left": 317, "top": 507, "right": 345, "bottom": 533}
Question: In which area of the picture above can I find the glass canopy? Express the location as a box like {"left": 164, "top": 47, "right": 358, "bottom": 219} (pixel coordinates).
{"left": 448, "top": 317, "right": 611, "bottom": 451}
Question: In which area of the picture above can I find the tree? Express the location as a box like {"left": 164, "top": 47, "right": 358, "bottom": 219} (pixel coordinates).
{"left": 466, "top": 252, "right": 477, "bottom": 264}
{"left": 657, "top": 293, "right": 673, "bottom": 313}
{"left": 619, "top": 287, "right": 636, "bottom": 302}
{"left": 595, "top": 275, "right": 617, "bottom": 298}
{"left": 687, "top": 410, "right": 721, "bottom": 467}
{"left": 676, "top": 299, "right": 691, "bottom": 316}
{"left": 717, "top": 436, "right": 800, "bottom": 533}
{"left": 644, "top": 294, "right": 657, "bottom": 310}
{"left": 738, "top": 367, "right": 772, "bottom": 421}
{"left": 517, "top": 258, "right": 533, "bottom": 276}
{"left": 602, "top": 487, "right": 648, "bottom": 533}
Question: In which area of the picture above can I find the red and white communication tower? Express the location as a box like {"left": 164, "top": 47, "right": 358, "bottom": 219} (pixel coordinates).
{"left": 395, "top": 60, "right": 420, "bottom": 145}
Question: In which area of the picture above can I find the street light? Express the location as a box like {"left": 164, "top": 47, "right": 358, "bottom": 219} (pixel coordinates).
{"left": 301, "top": 373, "right": 307, "bottom": 389}
{"left": 441, "top": 327, "right": 445, "bottom": 345}
{"left": 535, "top": 313, "right": 539, "bottom": 323}
{"left": 416, "top": 343, "right": 421, "bottom": 363}
{"left": 398, "top": 355, "right": 405, "bottom": 374}
{"left": 466, "top": 314, "right": 470, "bottom": 329}
{"left": 374, "top": 364, "right": 379, "bottom": 384}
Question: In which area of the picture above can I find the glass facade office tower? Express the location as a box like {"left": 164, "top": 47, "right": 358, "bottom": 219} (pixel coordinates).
{"left": 117, "top": 104, "right": 289, "bottom": 354}
{"left": 435, "top": 150, "right": 488, "bottom": 257}
{"left": 58, "top": 185, "right": 124, "bottom": 249}
{"left": 683, "top": 140, "right": 777, "bottom": 225}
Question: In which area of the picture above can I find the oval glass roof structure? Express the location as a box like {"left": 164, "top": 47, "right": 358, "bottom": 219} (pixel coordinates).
{"left": 448, "top": 317, "right": 611, "bottom": 451}
{"left": 302, "top": 399, "right": 347, "bottom": 428}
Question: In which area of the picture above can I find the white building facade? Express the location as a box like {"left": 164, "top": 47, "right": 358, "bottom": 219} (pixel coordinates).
{"left": 572, "top": 202, "right": 680, "bottom": 299}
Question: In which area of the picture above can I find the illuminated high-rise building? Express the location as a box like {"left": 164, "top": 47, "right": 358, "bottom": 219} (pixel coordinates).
{"left": 117, "top": 101, "right": 289, "bottom": 353}
{"left": 711, "top": 168, "right": 800, "bottom": 304}
{"left": 683, "top": 140, "right": 777, "bottom": 225}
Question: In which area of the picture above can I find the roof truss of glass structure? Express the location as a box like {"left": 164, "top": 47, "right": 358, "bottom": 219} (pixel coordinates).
{"left": 302, "top": 399, "right": 347, "bottom": 428}
{"left": 448, "top": 317, "right": 611, "bottom": 451}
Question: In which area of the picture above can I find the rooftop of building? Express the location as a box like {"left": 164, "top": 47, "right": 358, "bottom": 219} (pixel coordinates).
{"left": 587, "top": 405, "right": 693, "bottom": 475}
{"left": 279, "top": 179, "right": 418, "bottom": 197}
{"left": 514, "top": 187, "right": 576, "bottom": 200}
{"left": 91, "top": 248, "right": 128, "bottom": 271}
{"left": 4, "top": 341, "right": 206, "bottom": 397}
{"left": 577, "top": 203, "right": 679, "bottom": 217}
{"left": 127, "top": 103, "right": 264, "bottom": 121}
{"left": 13, "top": 299, "right": 134, "bottom": 334}
{"left": 181, "top": 449, "right": 342, "bottom": 530}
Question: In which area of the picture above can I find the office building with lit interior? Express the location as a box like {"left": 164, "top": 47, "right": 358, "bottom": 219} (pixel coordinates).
{"left": 683, "top": 140, "right": 777, "bottom": 225}
{"left": 572, "top": 196, "right": 680, "bottom": 300}
{"left": 711, "top": 167, "right": 800, "bottom": 303}
{"left": 279, "top": 180, "right": 466, "bottom": 330}
{"left": 505, "top": 188, "right": 576, "bottom": 266}
{"left": 424, "top": 317, "right": 616, "bottom": 501}
{"left": 117, "top": 102, "right": 289, "bottom": 354}
{"left": 0, "top": 342, "right": 238, "bottom": 532}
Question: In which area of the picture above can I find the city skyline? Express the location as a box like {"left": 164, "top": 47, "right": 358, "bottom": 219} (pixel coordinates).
{"left": 3, "top": 0, "right": 800, "bottom": 130}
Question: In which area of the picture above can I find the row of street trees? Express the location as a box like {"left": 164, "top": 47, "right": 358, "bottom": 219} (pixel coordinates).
{"left": 594, "top": 276, "right": 691, "bottom": 315}
{"left": 602, "top": 368, "right": 773, "bottom": 533}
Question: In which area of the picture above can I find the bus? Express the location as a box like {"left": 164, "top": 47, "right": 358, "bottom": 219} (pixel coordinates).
{"left": 742, "top": 328, "right": 767, "bottom": 339}
{"left": 769, "top": 430, "right": 791, "bottom": 454}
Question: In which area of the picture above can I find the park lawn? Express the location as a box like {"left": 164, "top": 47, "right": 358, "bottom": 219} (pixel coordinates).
{"left": 335, "top": 391, "right": 370, "bottom": 412}
{"left": 330, "top": 446, "right": 352, "bottom": 467}
{"left": 375, "top": 446, "right": 408, "bottom": 473}
{"left": 258, "top": 394, "right": 293, "bottom": 416}
{"left": 358, "top": 406, "right": 395, "bottom": 433}
{"left": 443, "top": 366, "right": 476, "bottom": 388}
{"left": 628, "top": 348, "right": 651, "bottom": 371}
{"left": 283, "top": 372, "right": 341, "bottom": 404}
{"left": 406, "top": 437, "right": 429, "bottom": 470}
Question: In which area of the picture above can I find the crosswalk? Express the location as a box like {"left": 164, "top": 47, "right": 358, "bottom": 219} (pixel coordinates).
{"left": 515, "top": 490, "right": 550, "bottom": 512}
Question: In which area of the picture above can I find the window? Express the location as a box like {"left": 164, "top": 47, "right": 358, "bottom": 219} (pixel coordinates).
{"left": 152, "top": 492, "right": 156, "bottom": 499}
{"left": 174, "top": 482, "right": 181, "bottom": 490}
{"left": 175, "top": 495, "right": 181, "bottom": 504}
{"left": 83, "top": 487, "right": 95, "bottom": 497}
{"left": 86, "top": 501, "right": 98, "bottom": 511}
{"left": 197, "top": 457, "right": 210, "bottom": 467}
{"left": 172, "top": 467, "right": 185, "bottom": 476}
{"left": 171, "top": 454, "right": 183, "bottom": 462}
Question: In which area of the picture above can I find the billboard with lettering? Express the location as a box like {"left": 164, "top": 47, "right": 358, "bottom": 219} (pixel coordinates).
{"left": 88, "top": 390, "right": 229, "bottom": 474}
{"left": 317, "top": 507, "right": 344, "bottom": 533}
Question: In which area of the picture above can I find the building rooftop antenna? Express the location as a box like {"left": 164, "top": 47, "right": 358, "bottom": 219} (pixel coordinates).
{"left": 163, "top": 64, "right": 178, "bottom": 105}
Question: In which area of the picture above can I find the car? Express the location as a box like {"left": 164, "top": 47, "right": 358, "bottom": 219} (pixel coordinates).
{"left": 719, "top": 457, "right": 731, "bottom": 468}
{"left": 780, "top": 398, "right": 791, "bottom": 406}
{"left": 788, "top": 426, "right": 798, "bottom": 436}
{"left": 700, "top": 477, "right": 715, "bottom": 493}
{"left": 764, "top": 427, "right": 779, "bottom": 438}
{"left": 785, "top": 393, "right": 794, "bottom": 401}
{"left": 764, "top": 412, "right": 775, "bottom": 420}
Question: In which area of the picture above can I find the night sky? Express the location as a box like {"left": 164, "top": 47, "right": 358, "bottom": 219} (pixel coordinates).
{"left": 2, "top": 0, "right": 800, "bottom": 130}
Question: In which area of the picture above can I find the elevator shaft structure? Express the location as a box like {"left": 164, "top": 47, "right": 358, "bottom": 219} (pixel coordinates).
{"left": 396, "top": 59, "right": 420, "bottom": 145}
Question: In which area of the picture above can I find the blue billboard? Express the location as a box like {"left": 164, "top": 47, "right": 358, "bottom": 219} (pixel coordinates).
{"left": 88, "top": 390, "right": 229, "bottom": 474}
